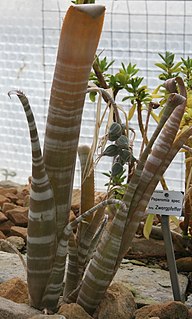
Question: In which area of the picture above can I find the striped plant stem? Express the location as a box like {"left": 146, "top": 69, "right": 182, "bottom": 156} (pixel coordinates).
{"left": 63, "top": 145, "right": 95, "bottom": 300}
{"left": 43, "top": 4, "right": 105, "bottom": 241}
{"left": 117, "top": 78, "right": 187, "bottom": 261}
{"left": 76, "top": 79, "right": 189, "bottom": 315}
{"left": 9, "top": 91, "right": 56, "bottom": 309}
{"left": 42, "top": 199, "right": 125, "bottom": 311}
{"left": 40, "top": 4, "right": 105, "bottom": 311}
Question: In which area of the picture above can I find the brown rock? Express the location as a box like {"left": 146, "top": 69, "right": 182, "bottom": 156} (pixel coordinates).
{"left": 0, "top": 277, "right": 28, "bottom": 304}
{"left": 0, "top": 296, "right": 40, "bottom": 319}
{"left": 29, "top": 315, "right": 66, "bottom": 319}
{"left": 0, "top": 187, "right": 17, "bottom": 196}
{"left": 7, "top": 206, "right": 28, "bottom": 227}
{"left": 0, "top": 211, "right": 8, "bottom": 222}
{"left": 128, "top": 237, "right": 166, "bottom": 258}
{"left": 0, "top": 220, "right": 14, "bottom": 235}
{"left": 95, "top": 282, "right": 136, "bottom": 319}
{"left": 58, "top": 303, "right": 93, "bottom": 319}
{"left": 0, "top": 230, "right": 6, "bottom": 239}
{"left": 2, "top": 202, "right": 16, "bottom": 213}
{"left": 5, "top": 192, "right": 18, "bottom": 203}
{"left": 176, "top": 257, "right": 192, "bottom": 272}
{"left": 0, "top": 194, "right": 10, "bottom": 206}
{"left": 10, "top": 226, "right": 27, "bottom": 242}
{"left": 134, "top": 301, "right": 188, "bottom": 319}
{"left": 16, "top": 199, "right": 25, "bottom": 206}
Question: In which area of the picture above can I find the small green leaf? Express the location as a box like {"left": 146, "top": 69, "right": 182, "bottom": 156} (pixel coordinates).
{"left": 89, "top": 91, "right": 97, "bottom": 102}
{"left": 155, "top": 63, "right": 168, "bottom": 72}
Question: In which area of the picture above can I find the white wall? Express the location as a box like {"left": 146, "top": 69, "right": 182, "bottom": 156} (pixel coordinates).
{"left": 1, "top": 0, "right": 191, "bottom": 190}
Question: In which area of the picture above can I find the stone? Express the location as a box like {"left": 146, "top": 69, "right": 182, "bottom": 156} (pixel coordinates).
{"left": 128, "top": 237, "right": 166, "bottom": 257}
{"left": 10, "top": 226, "right": 27, "bottom": 241}
{"left": 0, "top": 277, "right": 28, "bottom": 304}
{"left": 176, "top": 257, "right": 192, "bottom": 272}
{"left": 95, "top": 282, "right": 136, "bottom": 319}
{"left": 0, "top": 187, "right": 17, "bottom": 195}
{"left": 5, "top": 192, "right": 18, "bottom": 203}
{"left": 134, "top": 301, "right": 189, "bottom": 319}
{"left": 7, "top": 206, "right": 28, "bottom": 227}
{"left": 7, "top": 236, "right": 25, "bottom": 251}
{"left": 2, "top": 202, "right": 17, "bottom": 213}
{"left": 0, "top": 230, "right": 6, "bottom": 239}
{"left": 29, "top": 316, "right": 66, "bottom": 319}
{"left": 0, "top": 220, "right": 14, "bottom": 235}
{"left": 0, "top": 194, "right": 10, "bottom": 206}
{"left": 113, "top": 263, "right": 188, "bottom": 306}
{"left": 0, "top": 296, "right": 40, "bottom": 319}
{"left": 0, "top": 251, "right": 26, "bottom": 283}
{"left": 58, "top": 303, "right": 93, "bottom": 319}
{"left": 0, "top": 212, "right": 8, "bottom": 222}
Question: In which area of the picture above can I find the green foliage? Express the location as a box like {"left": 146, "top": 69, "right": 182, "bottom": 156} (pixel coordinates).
{"left": 109, "top": 62, "right": 139, "bottom": 95}
{"left": 155, "top": 51, "right": 182, "bottom": 81}
{"left": 103, "top": 169, "right": 127, "bottom": 199}
{"left": 122, "top": 76, "right": 151, "bottom": 105}
{"left": 89, "top": 56, "right": 115, "bottom": 86}
{"left": 181, "top": 56, "right": 192, "bottom": 90}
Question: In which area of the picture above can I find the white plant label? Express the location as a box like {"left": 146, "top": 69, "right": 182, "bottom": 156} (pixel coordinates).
{"left": 147, "top": 190, "right": 184, "bottom": 217}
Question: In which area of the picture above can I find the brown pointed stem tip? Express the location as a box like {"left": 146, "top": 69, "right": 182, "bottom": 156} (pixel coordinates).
{"left": 74, "top": 4, "right": 105, "bottom": 18}
{"left": 166, "top": 92, "right": 186, "bottom": 108}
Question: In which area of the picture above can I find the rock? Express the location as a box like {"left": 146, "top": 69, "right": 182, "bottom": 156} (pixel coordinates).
{"left": 176, "top": 257, "right": 192, "bottom": 272}
{"left": 2, "top": 202, "right": 17, "bottom": 213}
{"left": 128, "top": 237, "right": 166, "bottom": 257}
{"left": 10, "top": 226, "right": 27, "bottom": 241}
{"left": 134, "top": 301, "right": 189, "bottom": 319}
{"left": 7, "top": 206, "right": 28, "bottom": 227}
{"left": 0, "top": 212, "right": 8, "bottom": 222}
{"left": 0, "top": 296, "right": 40, "bottom": 319}
{"left": 0, "top": 230, "right": 6, "bottom": 239}
{"left": 95, "top": 282, "right": 136, "bottom": 319}
{"left": 29, "top": 316, "right": 66, "bottom": 319}
{"left": 5, "top": 192, "right": 19, "bottom": 203}
{"left": 113, "top": 263, "right": 188, "bottom": 306}
{"left": 7, "top": 236, "right": 25, "bottom": 251}
{"left": 0, "top": 251, "right": 26, "bottom": 283}
{"left": 0, "top": 220, "right": 14, "bottom": 235}
{"left": 58, "top": 303, "right": 93, "bottom": 319}
{"left": 0, "top": 194, "right": 10, "bottom": 206}
{"left": 0, "top": 277, "right": 28, "bottom": 304}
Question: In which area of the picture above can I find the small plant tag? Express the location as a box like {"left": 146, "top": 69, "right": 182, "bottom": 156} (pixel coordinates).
{"left": 147, "top": 190, "right": 184, "bottom": 217}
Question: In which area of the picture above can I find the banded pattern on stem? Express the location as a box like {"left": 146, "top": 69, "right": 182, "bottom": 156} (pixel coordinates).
{"left": 76, "top": 78, "right": 189, "bottom": 315}
{"left": 9, "top": 91, "right": 56, "bottom": 309}
{"left": 42, "top": 199, "right": 125, "bottom": 311}
{"left": 43, "top": 4, "right": 105, "bottom": 240}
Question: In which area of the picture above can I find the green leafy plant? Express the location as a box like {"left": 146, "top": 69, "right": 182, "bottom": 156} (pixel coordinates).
{"left": 155, "top": 51, "right": 182, "bottom": 81}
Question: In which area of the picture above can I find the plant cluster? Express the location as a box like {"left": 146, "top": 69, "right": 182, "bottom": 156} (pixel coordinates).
{"left": 8, "top": 1, "right": 192, "bottom": 318}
